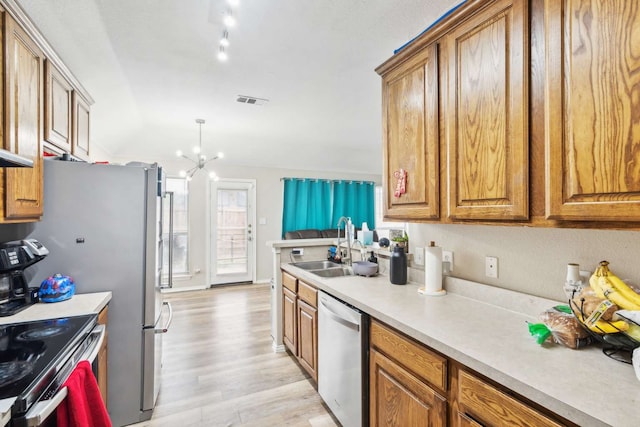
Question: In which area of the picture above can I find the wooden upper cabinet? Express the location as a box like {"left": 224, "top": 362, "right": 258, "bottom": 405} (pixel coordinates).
{"left": 2, "top": 13, "right": 44, "bottom": 221}
{"left": 381, "top": 43, "right": 440, "bottom": 221}
{"left": 545, "top": 0, "right": 640, "bottom": 221}
{"left": 444, "top": 0, "right": 529, "bottom": 220}
{"left": 44, "top": 60, "right": 73, "bottom": 152}
{"left": 72, "top": 92, "right": 90, "bottom": 161}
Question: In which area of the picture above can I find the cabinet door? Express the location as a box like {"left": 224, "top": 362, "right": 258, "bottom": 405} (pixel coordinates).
{"left": 72, "top": 92, "right": 90, "bottom": 161}
{"left": 382, "top": 43, "right": 440, "bottom": 221}
{"left": 444, "top": 0, "right": 529, "bottom": 220}
{"left": 545, "top": 0, "right": 640, "bottom": 220}
{"left": 282, "top": 287, "right": 297, "bottom": 356}
{"left": 44, "top": 60, "right": 72, "bottom": 151}
{"left": 370, "top": 348, "right": 447, "bottom": 427}
{"left": 2, "top": 14, "right": 44, "bottom": 220}
{"left": 297, "top": 299, "right": 317, "bottom": 382}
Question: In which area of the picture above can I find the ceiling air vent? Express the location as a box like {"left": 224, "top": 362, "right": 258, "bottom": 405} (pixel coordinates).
{"left": 236, "top": 95, "right": 269, "bottom": 106}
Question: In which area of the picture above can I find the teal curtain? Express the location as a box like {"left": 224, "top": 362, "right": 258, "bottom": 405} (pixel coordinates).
{"left": 331, "top": 181, "right": 375, "bottom": 230}
{"left": 282, "top": 178, "right": 332, "bottom": 237}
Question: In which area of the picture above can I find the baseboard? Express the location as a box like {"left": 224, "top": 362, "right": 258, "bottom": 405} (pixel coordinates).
{"left": 272, "top": 342, "right": 286, "bottom": 353}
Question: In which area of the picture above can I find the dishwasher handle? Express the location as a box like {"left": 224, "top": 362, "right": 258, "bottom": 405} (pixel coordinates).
{"left": 320, "top": 300, "right": 360, "bottom": 332}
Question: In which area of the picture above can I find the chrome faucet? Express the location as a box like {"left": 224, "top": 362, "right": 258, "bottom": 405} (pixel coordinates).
{"left": 352, "top": 239, "right": 366, "bottom": 261}
{"left": 336, "top": 216, "right": 352, "bottom": 266}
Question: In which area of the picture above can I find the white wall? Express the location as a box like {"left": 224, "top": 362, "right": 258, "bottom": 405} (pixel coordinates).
{"left": 408, "top": 223, "right": 640, "bottom": 302}
{"left": 110, "top": 155, "right": 380, "bottom": 289}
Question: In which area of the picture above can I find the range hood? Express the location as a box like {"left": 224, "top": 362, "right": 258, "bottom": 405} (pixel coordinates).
{"left": 0, "top": 149, "right": 33, "bottom": 167}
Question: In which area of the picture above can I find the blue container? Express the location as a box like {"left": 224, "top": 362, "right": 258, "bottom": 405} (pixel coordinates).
{"left": 39, "top": 274, "right": 76, "bottom": 303}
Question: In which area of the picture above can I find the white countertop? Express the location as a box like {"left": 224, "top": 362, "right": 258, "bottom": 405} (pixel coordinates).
{"left": 281, "top": 263, "right": 639, "bottom": 427}
{"left": 0, "top": 292, "right": 112, "bottom": 325}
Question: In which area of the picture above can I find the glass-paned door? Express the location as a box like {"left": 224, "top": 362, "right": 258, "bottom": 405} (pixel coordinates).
{"left": 209, "top": 180, "right": 255, "bottom": 284}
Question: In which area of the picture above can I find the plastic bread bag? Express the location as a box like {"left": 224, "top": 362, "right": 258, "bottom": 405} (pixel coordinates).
{"left": 529, "top": 305, "right": 593, "bottom": 349}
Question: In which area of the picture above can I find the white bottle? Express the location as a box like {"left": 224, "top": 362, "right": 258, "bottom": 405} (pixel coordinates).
{"left": 347, "top": 218, "right": 354, "bottom": 242}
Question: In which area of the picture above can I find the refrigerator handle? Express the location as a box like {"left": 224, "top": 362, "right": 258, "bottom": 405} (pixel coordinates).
{"left": 155, "top": 301, "right": 173, "bottom": 334}
{"left": 163, "top": 191, "right": 174, "bottom": 289}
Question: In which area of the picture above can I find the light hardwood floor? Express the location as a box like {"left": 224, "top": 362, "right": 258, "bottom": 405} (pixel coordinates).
{"left": 129, "top": 283, "right": 339, "bottom": 427}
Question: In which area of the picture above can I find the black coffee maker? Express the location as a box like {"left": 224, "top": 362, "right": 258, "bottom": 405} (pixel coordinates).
{"left": 0, "top": 239, "right": 49, "bottom": 316}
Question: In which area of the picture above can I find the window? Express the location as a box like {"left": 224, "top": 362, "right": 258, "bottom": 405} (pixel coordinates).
{"left": 281, "top": 178, "right": 375, "bottom": 237}
{"left": 375, "top": 186, "right": 405, "bottom": 229}
{"left": 163, "top": 178, "right": 189, "bottom": 276}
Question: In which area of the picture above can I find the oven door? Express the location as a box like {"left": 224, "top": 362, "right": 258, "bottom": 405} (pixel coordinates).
{"left": 14, "top": 324, "right": 106, "bottom": 427}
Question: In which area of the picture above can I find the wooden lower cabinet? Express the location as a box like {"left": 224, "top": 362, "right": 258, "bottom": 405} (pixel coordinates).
{"left": 370, "top": 320, "right": 448, "bottom": 426}
{"left": 297, "top": 299, "right": 317, "bottom": 382}
{"left": 282, "top": 287, "right": 297, "bottom": 355}
{"left": 456, "top": 369, "right": 563, "bottom": 427}
{"left": 370, "top": 348, "right": 447, "bottom": 426}
{"left": 370, "top": 319, "right": 573, "bottom": 427}
{"left": 281, "top": 271, "right": 318, "bottom": 382}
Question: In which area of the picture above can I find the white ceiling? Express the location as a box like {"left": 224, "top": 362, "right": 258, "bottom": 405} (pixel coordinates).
{"left": 17, "top": 0, "right": 459, "bottom": 174}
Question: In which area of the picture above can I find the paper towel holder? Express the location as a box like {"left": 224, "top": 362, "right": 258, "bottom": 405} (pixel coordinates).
{"left": 419, "top": 241, "right": 447, "bottom": 296}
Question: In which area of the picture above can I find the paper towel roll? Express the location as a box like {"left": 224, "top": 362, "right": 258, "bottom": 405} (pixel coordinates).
{"left": 424, "top": 242, "right": 446, "bottom": 296}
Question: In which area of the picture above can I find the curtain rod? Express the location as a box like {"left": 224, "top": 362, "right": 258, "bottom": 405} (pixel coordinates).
{"left": 280, "top": 177, "right": 375, "bottom": 185}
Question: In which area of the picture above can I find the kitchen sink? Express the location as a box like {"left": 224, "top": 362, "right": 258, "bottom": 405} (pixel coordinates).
{"left": 309, "top": 267, "right": 353, "bottom": 278}
{"left": 292, "top": 260, "right": 342, "bottom": 270}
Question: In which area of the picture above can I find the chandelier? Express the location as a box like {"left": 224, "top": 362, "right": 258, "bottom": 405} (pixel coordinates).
{"left": 176, "top": 119, "right": 224, "bottom": 181}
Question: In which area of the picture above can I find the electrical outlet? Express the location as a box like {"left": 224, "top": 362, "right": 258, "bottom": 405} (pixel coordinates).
{"left": 414, "top": 247, "right": 424, "bottom": 266}
{"left": 485, "top": 256, "right": 498, "bottom": 278}
{"left": 442, "top": 250, "right": 453, "bottom": 272}
{"left": 291, "top": 248, "right": 304, "bottom": 256}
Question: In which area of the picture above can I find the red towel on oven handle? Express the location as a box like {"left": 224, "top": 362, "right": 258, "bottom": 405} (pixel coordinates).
{"left": 56, "top": 360, "right": 112, "bottom": 427}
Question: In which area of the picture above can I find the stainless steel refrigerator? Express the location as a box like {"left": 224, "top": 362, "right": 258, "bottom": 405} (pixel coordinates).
{"left": 25, "top": 159, "right": 172, "bottom": 427}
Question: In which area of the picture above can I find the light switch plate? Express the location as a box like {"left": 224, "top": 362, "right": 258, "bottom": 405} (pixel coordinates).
{"left": 414, "top": 247, "right": 424, "bottom": 266}
{"left": 442, "top": 250, "right": 453, "bottom": 272}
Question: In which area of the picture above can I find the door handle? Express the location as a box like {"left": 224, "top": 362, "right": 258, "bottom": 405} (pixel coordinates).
{"left": 155, "top": 302, "right": 173, "bottom": 333}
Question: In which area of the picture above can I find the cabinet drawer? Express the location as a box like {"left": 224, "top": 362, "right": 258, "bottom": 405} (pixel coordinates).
{"left": 282, "top": 271, "right": 297, "bottom": 292}
{"left": 370, "top": 320, "right": 447, "bottom": 391}
{"left": 458, "top": 370, "right": 563, "bottom": 427}
{"left": 297, "top": 280, "right": 317, "bottom": 307}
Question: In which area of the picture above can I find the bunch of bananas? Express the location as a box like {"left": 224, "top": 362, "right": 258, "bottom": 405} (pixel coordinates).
{"left": 581, "top": 261, "right": 640, "bottom": 334}
{"left": 589, "top": 261, "right": 640, "bottom": 311}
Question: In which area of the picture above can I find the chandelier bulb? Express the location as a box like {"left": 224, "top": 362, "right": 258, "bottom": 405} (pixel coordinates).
{"left": 209, "top": 171, "right": 217, "bottom": 179}
{"left": 217, "top": 152, "right": 225, "bottom": 159}
{"left": 179, "top": 170, "right": 187, "bottom": 178}
{"left": 223, "top": 10, "right": 236, "bottom": 27}
{"left": 193, "top": 146, "right": 201, "bottom": 154}
{"left": 186, "top": 176, "right": 193, "bottom": 182}
{"left": 176, "top": 150, "right": 183, "bottom": 157}
{"left": 218, "top": 46, "right": 228, "bottom": 62}
{"left": 227, "top": 0, "right": 240, "bottom": 7}
{"left": 200, "top": 154, "right": 207, "bottom": 161}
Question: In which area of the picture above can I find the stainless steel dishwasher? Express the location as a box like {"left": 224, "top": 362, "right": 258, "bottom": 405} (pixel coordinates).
{"left": 318, "top": 290, "right": 369, "bottom": 427}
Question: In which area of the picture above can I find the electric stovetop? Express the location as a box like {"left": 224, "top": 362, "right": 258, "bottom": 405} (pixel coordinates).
{"left": 0, "top": 314, "right": 96, "bottom": 412}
